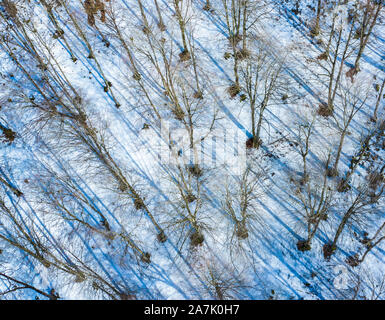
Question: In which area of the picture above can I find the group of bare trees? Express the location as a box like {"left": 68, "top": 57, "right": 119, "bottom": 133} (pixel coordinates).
{"left": 277, "top": 1, "right": 385, "bottom": 298}
{"left": 0, "top": 0, "right": 384, "bottom": 300}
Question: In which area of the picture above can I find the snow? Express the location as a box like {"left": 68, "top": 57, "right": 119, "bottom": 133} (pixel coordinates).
{"left": 0, "top": 0, "right": 384, "bottom": 300}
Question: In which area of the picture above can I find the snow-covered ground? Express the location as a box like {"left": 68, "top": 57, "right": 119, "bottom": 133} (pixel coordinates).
{"left": 0, "top": 0, "right": 384, "bottom": 300}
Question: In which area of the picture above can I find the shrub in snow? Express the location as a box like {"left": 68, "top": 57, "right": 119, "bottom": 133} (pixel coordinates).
{"left": 193, "top": 91, "right": 203, "bottom": 99}
{"left": 367, "top": 171, "right": 384, "bottom": 190}
{"left": 140, "top": 252, "right": 151, "bottom": 264}
{"left": 317, "top": 103, "right": 333, "bottom": 117}
{"left": 326, "top": 167, "right": 338, "bottom": 178}
{"left": 246, "top": 137, "right": 262, "bottom": 149}
{"left": 134, "top": 197, "right": 145, "bottom": 210}
{"left": 157, "top": 231, "right": 167, "bottom": 243}
{"left": 228, "top": 34, "right": 242, "bottom": 47}
{"left": 172, "top": 107, "right": 185, "bottom": 121}
{"left": 157, "top": 22, "right": 166, "bottom": 32}
{"left": 190, "top": 230, "right": 204, "bottom": 247}
{"left": 296, "top": 240, "right": 311, "bottom": 252}
{"left": 133, "top": 71, "right": 141, "bottom": 81}
{"left": 322, "top": 243, "right": 336, "bottom": 260}
{"left": 235, "top": 221, "right": 248, "bottom": 240}
{"left": 187, "top": 164, "right": 203, "bottom": 178}
{"left": 236, "top": 49, "right": 250, "bottom": 60}
{"left": 337, "top": 178, "right": 351, "bottom": 193}
{"left": 186, "top": 193, "right": 197, "bottom": 203}
{"left": 346, "top": 254, "right": 360, "bottom": 267}
{"left": 179, "top": 50, "right": 191, "bottom": 62}
{"left": 227, "top": 84, "right": 241, "bottom": 98}
{"left": 0, "top": 126, "right": 16, "bottom": 144}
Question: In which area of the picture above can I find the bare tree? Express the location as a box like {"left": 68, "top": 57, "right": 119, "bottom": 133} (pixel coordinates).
{"left": 291, "top": 119, "right": 334, "bottom": 251}
{"left": 222, "top": 168, "right": 265, "bottom": 242}
{"left": 328, "top": 76, "right": 371, "bottom": 176}
{"left": 221, "top": 0, "right": 270, "bottom": 96}
{"left": 323, "top": 179, "right": 384, "bottom": 259}
{"left": 372, "top": 77, "right": 385, "bottom": 122}
{"left": 240, "top": 41, "right": 285, "bottom": 148}
{"left": 352, "top": 0, "right": 384, "bottom": 72}
{"left": 313, "top": 2, "right": 358, "bottom": 116}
